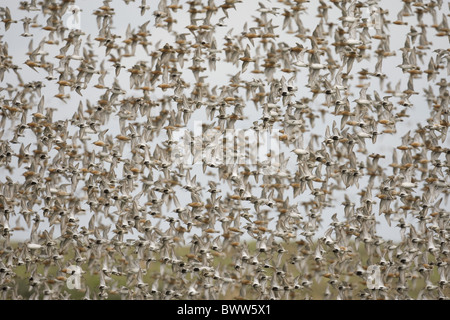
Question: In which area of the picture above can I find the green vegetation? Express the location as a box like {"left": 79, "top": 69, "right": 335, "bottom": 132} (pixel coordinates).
{"left": 5, "top": 240, "right": 447, "bottom": 300}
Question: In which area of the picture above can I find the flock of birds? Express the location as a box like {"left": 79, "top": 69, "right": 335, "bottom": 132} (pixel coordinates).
{"left": 0, "top": 0, "right": 449, "bottom": 300}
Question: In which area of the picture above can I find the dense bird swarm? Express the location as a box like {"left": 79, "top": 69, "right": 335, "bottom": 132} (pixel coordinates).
{"left": 0, "top": 0, "right": 449, "bottom": 300}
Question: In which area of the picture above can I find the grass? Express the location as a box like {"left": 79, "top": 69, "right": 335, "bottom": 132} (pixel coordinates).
{"left": 4, "top": 240, "right": 448, "bottom": 300}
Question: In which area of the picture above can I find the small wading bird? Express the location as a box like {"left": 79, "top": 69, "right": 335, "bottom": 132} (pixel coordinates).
{"left": 0, "top": 0, "right": 449, "bottom": 301}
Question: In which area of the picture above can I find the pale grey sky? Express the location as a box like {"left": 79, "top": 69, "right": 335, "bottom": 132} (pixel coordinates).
{"left": 1, "top": 0, "right": 449, "bottom": 242}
